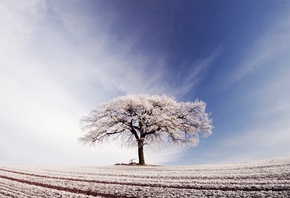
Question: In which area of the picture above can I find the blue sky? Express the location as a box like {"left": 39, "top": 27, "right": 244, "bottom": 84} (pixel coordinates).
{"left": 1, "top": 0, "right": 290, "bottom": 166}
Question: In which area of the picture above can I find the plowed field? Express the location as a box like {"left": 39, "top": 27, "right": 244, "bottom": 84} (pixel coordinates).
{"left": 1, "top": 157, "right": 290, "bottom": 197}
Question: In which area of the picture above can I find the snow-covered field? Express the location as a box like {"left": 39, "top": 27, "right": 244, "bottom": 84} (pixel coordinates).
{"left": 0, "top": 157, "right": 290, "bottom": 198}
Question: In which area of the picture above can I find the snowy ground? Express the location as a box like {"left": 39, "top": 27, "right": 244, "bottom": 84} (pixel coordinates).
{"left": 0, "top": 157, "right": 290, "bottom": 197}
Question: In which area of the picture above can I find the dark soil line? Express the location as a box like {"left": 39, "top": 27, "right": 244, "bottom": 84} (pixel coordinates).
{"left": 0, "top": 175, "right": 130, "bottom": 198}
{"left": 1, "top": 168, "right": 289, "bottom": 192}
{"left": 0, "top": 191, "right": 16, "bottom": 198}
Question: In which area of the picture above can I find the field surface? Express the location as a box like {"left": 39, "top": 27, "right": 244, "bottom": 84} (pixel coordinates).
{"left": 0, "top": 157, "right": 290, "bottom": 197}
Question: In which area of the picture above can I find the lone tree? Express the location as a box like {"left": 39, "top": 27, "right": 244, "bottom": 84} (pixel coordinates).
{"left": 79, "top": 94, "right": 213, "bottom": 165}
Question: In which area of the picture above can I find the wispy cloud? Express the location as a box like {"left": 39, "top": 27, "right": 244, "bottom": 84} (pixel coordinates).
{"left": 3, "top": 1, "right": 288, "bottom": 166}
{"left": 218, "top": 117, "right": 290, "bottom": 163}
{"left": 169, "top": 49, "right": 221, "bottom": 98}
{"left": 214, "top": 64, "right": 290, "bottom": 163}
{"left": 0, "top": 1, "right": 188, "bottom": 165}
{"left": 203, "top": 10, "right": 290, "bottom": 164}
{"left": 227, "top": 13, "right": 290, "bottom": 86}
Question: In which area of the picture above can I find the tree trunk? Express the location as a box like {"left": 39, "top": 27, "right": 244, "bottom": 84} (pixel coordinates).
{"left": 138, "top": 139, "right": 145, "bottom": 165}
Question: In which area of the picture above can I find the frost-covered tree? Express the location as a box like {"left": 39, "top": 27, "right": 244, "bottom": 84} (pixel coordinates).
{"left": 79, "top": 94, "right": 213, "bottom": 165}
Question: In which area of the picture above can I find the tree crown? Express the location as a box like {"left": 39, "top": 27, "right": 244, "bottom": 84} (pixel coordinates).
{"left": 80, "top": 94, "right": 213, "bottom": 148}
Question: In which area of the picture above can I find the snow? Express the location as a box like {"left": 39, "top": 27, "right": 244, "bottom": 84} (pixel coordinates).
{"left": 0, "top": 157, "right": 290, "bottom": 197}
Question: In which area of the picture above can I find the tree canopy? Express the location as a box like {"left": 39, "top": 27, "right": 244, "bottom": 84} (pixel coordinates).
{"left": 79, "top": 94, "right": 213, "bottom": 165}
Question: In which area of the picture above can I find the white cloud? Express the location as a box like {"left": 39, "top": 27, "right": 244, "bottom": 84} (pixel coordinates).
{"left": 0, "top": 1, "right": 187, "bottom": 166}
{"left": 206, "top": 10, "right": 290, "bottom": 163}
{"left": 171, "top": 49, "right": 221, "bottom": 98}
{"left": 2, "top": 1, "right": 289, "bottom": 166}
{"left": 221, "top": 121, "right": 290, "bottom": 162}
{"left": 227, "top": 13, "right": 290, "bottom": 86}
{"left": 211, "top": 71, "right": 290, "bottom": 163}
{"left": 197, "top": 10, "right": 290, "bottom": 164}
